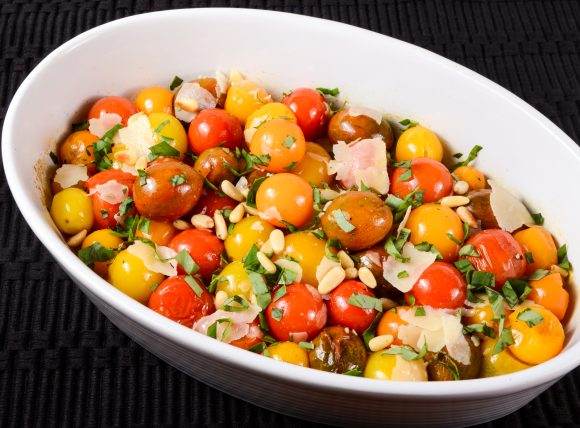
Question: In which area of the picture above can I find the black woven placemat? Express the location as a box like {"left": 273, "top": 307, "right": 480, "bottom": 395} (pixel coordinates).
{"left": 1, "top": 1, "right": 579, "bottom": 426}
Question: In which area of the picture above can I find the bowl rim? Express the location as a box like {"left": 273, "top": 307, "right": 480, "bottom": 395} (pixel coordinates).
{"left": 3, "top": 7, "right": 580, "bottom": 399}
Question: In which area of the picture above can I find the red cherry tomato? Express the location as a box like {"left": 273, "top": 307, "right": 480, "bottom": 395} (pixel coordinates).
{"left": 230, "top": 320, "right": 264, "bottom": 350}
{"left": 465, "top": 229, "right": 527, "bottom": 287}
{"left": 148, "top": 275, "right": 214, "bottom": 327}
{"left": 282, "top": 88, "right": 328, "bottom": 140}
{"left": 192, "top": 191, "right": 237, "bottom": 217}
{"left": 88, "top": 96, "right": 137, "bottom": 125}
{"left": 406, "top": 261, "right": 466, "bottom": 309}
{"left": 187, "top": 108, "right": 243, "bottom": 154}
{"left": 266, "top": 283, "right": 327, "bottom": 341}
{"left": 169, "top": 229, "right": 224, "bottom": 279}
{"left": 390, "top": 158, "right": 453, "bottom": 203}
{"left": 86, "top": 169, "right": 136, "bottom": 229}
{"left": 327, "top": 280, "right": 377, "bottom": 334}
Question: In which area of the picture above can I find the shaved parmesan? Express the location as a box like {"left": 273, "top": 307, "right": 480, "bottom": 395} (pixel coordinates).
{"left": 397, "top": 206, "right": 412, "bottom": 236}
{"left": 346, "top": 106, "right": 384, "bottom": 125}
{"left": 382, "top": 243, "right": 436, "bottom": 292}
{"left": 53, "top": 164, "right": 88, "bottom": 189}
{"left": 88, "top": 112, "right": 122, "bottom": 138}
{"left": 174, "top": 82, "right": 217, "bottom": 123}
{"left": 112, "top": 112, "right": 155, "bottom": 168}
{"left": 391, "top": 355, "right": 428, "bottom": 381}
{"left": 193, "top": 303, "right": 261, "bottom": 343}
{"left": 126, "top": 240, "right": 178, "bottom": 277}
{"left": 88, "top": 179, "right": 128, "bottom": 204}
{"left": 488, "top": 179, "right": 534, "bottom": 232}
{"left": 215, "top": 70, "right": 230, "bottom": 97}
{"left": 441, "top": 312, "right": 471, "bottom": 365}
{"left": 328, "top": 137, "right": 389, "bottom": 194}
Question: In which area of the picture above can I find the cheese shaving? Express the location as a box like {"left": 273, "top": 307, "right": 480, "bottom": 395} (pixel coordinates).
{"left": 174, "top": 82, "right": 217, "bottom": 123}
{"left": 488, "top": 179, "right": 534, "bottom": 232}
{"left": 391, "top": 355, "right": 428, "bottom": 381}
{"left": 193, "top": 303, "right": 261, "bottom": 343}
{"left": 88, "top": 112, "right": 122, "bottom": 138}
{"left": 126, "top": 240, "right": 177, "bottom": 277}
{"left": 112, "top": 112, "right": 155, "bottom": 168}
{"left": 215, "top": 70, "right": 230, "bottom": 97}
{"left": 397, "top": 206, "right": 412, "bottom": 236}
{"left": 88, "top": 179, "right": 128, "bottom": 205}
{"left": 53, "top": 164, "right": 88, "bottom": 189}
{"left": 382, "top": 243, "right": 436, "bottom": 293}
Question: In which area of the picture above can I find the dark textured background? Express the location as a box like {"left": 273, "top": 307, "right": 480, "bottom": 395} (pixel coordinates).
{"left": 1, "top": 1, "right": 579, "bottom": 426}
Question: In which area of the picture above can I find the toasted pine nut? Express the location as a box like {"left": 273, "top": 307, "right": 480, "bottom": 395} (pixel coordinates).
{"left": 275, "top": 259, "right": 303, "bottom": 283}
{"left": 337, "top": 250, "right": 355, "bottom": 269}
{"left": 257, "top": 251, "right": 276, "bottom": 274}
{"left": 470, "top": 335, "right": 481, "bottom": 347}
{"left": 358, "top": 266, "right": 377, "bottom": 288}
{"left": 453, "top": 180, "right": 469, "bottom": 195}
{"left": 320, "top": 188, "right": 340, "bottom": 201}
{"left": 214, "top": 290, "right": 228, "bottom": 308}
{"left": 228, "top": 203, "right": 246, "bottom": 223}
{"left": 214, "top": 210, "right": 228, "bottom": 240}
{"left": 243, "top": 203, "right": 261, "bottom": 216}
{"left": 323, "top": 201, "right": 333, "bottom": 211}
{"left": 67, "top": 229, "right": 87, "bottom": 248}
{"left": 173, "top": 219, "right": 190, "bottom": 230}
{"left": 440, "top": 195, "right": 470, "bottom": 207}
{"left": 380, "top": 297, "right": 398, "bottom": 311}
{"left": 456, "top": 206, "right": 478, "bottom": 228}
{"left": 318, "top": 265, "right": 346, "bottom": 295}
{"left": 269, "top": 229, "right": 285, "bottom": 254}
{"left": 221, "top": 180, "right": 244, "bottom": 201}
{"left": 260, "top": 240, "right": 274, "bottom": 257}
{"left": 368, "top": 334, "right": 394, "bottom": 352}
{"left": 345, "top": 267, "right": 358, "bottom": 279}
{"left": 191, "top": 214, "right": 214, "bottom": 229}
{"left": 550, "top": 264, "right": 569, "bottom": 278}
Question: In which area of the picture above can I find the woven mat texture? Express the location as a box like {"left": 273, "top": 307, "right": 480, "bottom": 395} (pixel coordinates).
{"left": 1, "top": 1, "right": 579, "bottom": 427}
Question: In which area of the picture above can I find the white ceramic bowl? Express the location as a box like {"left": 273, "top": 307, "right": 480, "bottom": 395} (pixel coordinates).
{"left": 2, "top": 8, "right": 579, "bottom": 427}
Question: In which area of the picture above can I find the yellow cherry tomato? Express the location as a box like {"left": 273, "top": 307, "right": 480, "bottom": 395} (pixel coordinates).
{"left": 266, "top": 341, "right": 309, "bottom": 367}
{"left": 50, "top": 188, "right": 94, "bottom": 235}
{"left": 59, "top": 130, "right": 97, "bottom": 166}
{"left": 276, "top": 231, "right": 326, "bottom": 286}
{"left": 395, "top": 125, "right": 443, "bottom": 161}
{"left": 81, "top": 229, "right": 124, "bottom": 277}
{"left": 294, "top": 142, "right": 332, "bottom": 186}
{"left": 244, "top": 102, "right": 297, "bottom": 141}
{"left": 453, "top": 166, "right": 486, "bottom": 190}
{"left": 225, "top": 79, "right": 272, "bottom": 124}
{"left": 148, "top": 112, "right": 188, "bottom": 157}
{"left": 225, "top": 216, "right": 275, "bottom": 261}
{"left": 135, "top": 86, "right": 173, "bottom": 114}
{"left": 464, "top": 295, "right": 510, "bottom": 330}
{"left": 249, "top": 119, "right": 306, "bottom": 173}
{"left": 108, "top": 250, "right": 164, "bottom": 303}
{"left": 513, "top": 226, "right": 558, "bottom": 275}
{"left": 508, "top": 305, "right": 564, "bottom": 365}
{"left": 406, "top": 203, "right": 464, "bottom": 261}
{"left": 215, "top": 261, "right": 254, "bottom": 301}
{"left": 364, "top": 352, "right": 427, "bottom": 381}
{"left": 480, "top": 336, "right": 530, "bottom": 377}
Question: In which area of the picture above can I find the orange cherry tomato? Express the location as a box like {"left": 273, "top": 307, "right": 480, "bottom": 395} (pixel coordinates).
{"left": 59, "top": 130, "right": 97, "bottom": 171}
{"left": 148, "top": 275, "right": 214, "bottom": 328}
{"left": 192, "top": 191, "right": 237, "bottom": 217}
{"left": 282, "top": 88, "right": 328, "bottom": 140}
{"left": 169, "top": 229, "right": 224, "bottom": 279}
{"left": 294, "top": 142, "right": 332, "bottom": 186}
{"left": 327, "top": 280, "right": 378, "bottom": 334}
{"left": 513, "top": 226, "right": 558, "bottom": 275}
{"left": 86, "top": 169, "right": 136, "bottom": 229}
{"left": 135, "top": 220, "right": 177, "bottom": 246}
{"left": 390, "top": 158, "right": 453, "bottom": 203}
{"left": 256, "top": 173, "right": 313, "bottom": 229}
{"left": 134, "top": 86, "right": 173, "bottom": 115}
{"left": 249, "top": 119, "right": 306, "bottom": 173}
{"left": 453, "top": 166, "right": 486, "bottom": 190}
{"left": 406, "top": 261, "right": 466, "bottom": 309}
{"left": 376, "top": 308, "right": 408, "bottom": 345}
{"left": 88, "top": 96, "right": 137, "bottom": 125}
{"left": 266, "top": 283, "right": 327, "bottom": 341}
{"left": 465, "top": 229, "right": 526, "bottom": 287}
{"left": 529, "top": 273, "right": 569, "bottom": 320}
{"left": 187, "top": 108, "right": 244, "bottom": 154}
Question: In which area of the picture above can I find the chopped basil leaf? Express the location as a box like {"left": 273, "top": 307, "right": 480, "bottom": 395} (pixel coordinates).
{"left": 384, "top": 236, "right": 409, "bottom": 263}
{"left": 383, "top": 343, "right": 427, "bottom": 361}
{"left": 342, "top": 367, "right": 363, "bottom": 376}
{"left": 316, "top": 87, "right": 340, "bottom": 96}
{"left": 529, "top": 269, "right": 550, "bottom": 281}
{"left": 362, "top": 311, "right": 382, "bottom": 349}
{"left": 347, "top": 293, "right": 382, "bottom": 312}
{"left": 170, "top": 174, "right": 186, "bottom": 186}
{"left": 415, "top": 306, "right": 426, "bottom": 317}
{"left": 245, "top": 176, "right": 266, "bottom": 208}
{"left": 531, "top": 212, "right": 544, "bottom": 226}
{"left": 557, "top": 244, "right": 572, "bottom": 271}
{"left": 258, "top": 312, "right": 269, "bottom": 331}
{"left": 169, "top": 75, "right": 183, "bottom": 90}
{"left": 453, "top": 152, "right": 463, "bottom": 159}
{"left": 77, "top": 242, "right": 117, "bottom": 267}
{"left": 118, "top": 197, "right": 133, "bottom": 216}
{"left": 397, "top": 270, "right": 409, "bottom": 279}
{"left": 148, "top": 141, "right": 180, "bottom": 160}
{"left": 332, "top": 209, "right": 355, "bottom": 233}
{"left": 137, "top": 169, "right": 148, "bottom": 186}
{"left": 398, "top": 118, "right": 418, "bottom": 128}
{"left": 281, "top": 220, "right": 298, "bottom": 232}
{"left": 114, "top": 215, "right": 150, "bottom": 242}
{"left": 93, "top": 124, "right": 122, "bottom": 171}
{"left": 184, "top": 275, "right": 203, "bottom": 297}
{"left": 208, "top": 274, "right": 220, "bottom": 293}
{"left": 407, "top": 295, "right": 416, "bottom": 306}
{"left": 175, "top": 249, "right": 199, "bottom": 274}
{"left": 276, "top": 266, "right": 297, "bottom": 286}
{"left": 273, "top": 285, "right": 287, "bottom": 301}
{"left": 415, "top": 241, "right": 443, "bottom": 260}
{"left": 485, "top": 288, "right": 504, "bottom": 320}
{"left": 271, "top": 308, "right": 284, "bottom": 321}
{"left": 463, "top": 323, "right": 496, "bottom": 338}
{"left": 447, "top": 232, "right": 462, "bottom": 245}
{"left": 502, "top": 279, "right": 531, "bottom": 308}
{"left": 524, "top": 251, "right": 534, "bottom": 264}
{"left": 491, "top": 317, "right": 514, "bottom": 355}
{"left": 399, "top": 168, "right": 413, "bottom": 182}
{"left": 311, "top": 229, "right": 326, "bottom": 240}
{"left": 516, "top": 308, "right": 544, "bottom": 327}
{"left": 72, "top": 120, "right": 89, "bottom": 132}
{"left": 220, "top": 295, "right": 250, "bottom": 312}
{"left": 282, "top": 135, "right": 295, "bottom": 149}
{"left": 248, "top": 271, "right": 270, "bottom": 309}
{"left": 471, "top": 271, "right": 496, "bottom": 289}
{"left": 207, "top": 318, "right": 231, "bottom": 340}
{"left": 325, "top": 238, "right": 341, "bottom": 262}
{"left": 452, "top": 145, "right": 483, "bottom": 170}
{"left": 299, "top": 341, "right": 314, "bottom": 350}
{"left": 454, "top": 258, "right": 474, "bottom": 274}
{"left": 237, "top": 149, "right": 270, "bottom": 173}
{"left": 459, "top": 244, "right": 479, "bottom": 257}
{"left": 248, "top": 342, "right": 267, "bottom": 354}
{"left": 285, "top": 161, "right": 297, "bottom": 171}
{"left": 153, "top": 119, "right": 170, "bottom": 134}
{"left": 243, "top": 244, "right": 267, "bottom": 274}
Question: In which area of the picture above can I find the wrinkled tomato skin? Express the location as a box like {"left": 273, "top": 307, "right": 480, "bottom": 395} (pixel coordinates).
{"left": 466, "top": 229, "right": 526, "bottom": 287}
{"left": 187, "top": 108, "right": 244, "bottom": 154}
{"left": 390, "top": 158, "right": 453, "bottom": 203}
{"left": 169, "top": 229, "right": 224, "bottom": 279}
{"left": 282, "top": 88, "right": 328, "bottom": 140}
{"left": 88, "top": 96, "right": 137, "bottom": 125}
{"left": 327, "top": 280, "right": 377, "bottom": 334}
{"left": 406, "top": 261, "right": 467, "bottom": 309}
{"left": 148, "top": 275, "right": 214, "bottom": 328}
{"left": 192, "top": 191, "right": 237, "bottom": 217}
{"left": 86, "top": 169, "right": 136, "bottom": 229}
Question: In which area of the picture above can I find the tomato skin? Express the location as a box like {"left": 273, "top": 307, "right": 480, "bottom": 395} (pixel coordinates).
{"left": 86, "top": 169, "right": 136, "bottom": 229}
{"left": 395, "top": 125, "right": 443, "bottom": 162}
{"left": 390, "top": 158, "right": 453, "bottom": 203}
{"left": 406, "top": 261, "right": 466, "bottom": 309}
{"left": 266, "top": 283, "right": 327, "bottom": 341}
{"left": 187, "top": 108, "right": 244, "bottom": 154}
{"left": 327, "top": 280, "right": 377, "bottom": 334}
{"left": 376, "top": 308, "right": 408, "bottom": 345}
{"left": 282, "top": 88, "right": 328, "bottom": 140}
{"left": 169, "top": 229, "right": 224, "bottom": 279}
{"left": 465, "top": 229, "right": 526, "bottom": 287}
{"left": 88, "top": 96, "right": 137, "bottom": 125}
{"left": 230, "top": 320, "right": 264, "bottom": 350}
{"left": 529, "top": 273, "right": 569, "bottom": 320}
{"left": 513, "top": 226, "right": 557, "bottom": 275}
{"left": 192, "top": 191, "right": 237, "bottom": 217}
{"left": 148, "top": 275, "right": 215, "bottom": 328}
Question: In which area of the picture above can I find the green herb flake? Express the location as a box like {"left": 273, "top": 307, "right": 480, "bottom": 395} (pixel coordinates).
{"left": 282, "top": 135, "right": 295, "bottom": 149}
{"left": 72, "top": 120, "right": 90, "bottom": 132}
{"left": 175, "top": 249, "right": 199, "bottom": 275}
{"left": 184, "top": 275, "right": 203, "bottom": 297}
{"left": 397, "top": 270, "right": 409, "bottom": 279}
{"left": 383, "top": 343, "right": 427, "bottom": 361}
{"left": 170, "top": 174, "right": 186, "bottom": 186}
{"left": 398, "top": 118, "right": 418, "bottom": 128}
{"left": 245, "top": 176, "right": 267, "bottom": 208}
{"left": 342, "top": 367, "right": 363, "bottom": 377}
{"left": 77, "top": 242, "right": 117, "bottom": 267}
{"left": 524, "top": 251, "right": 534, "bottom": 264}
{"left": 93, "top": 124, "right": 122, "bottom": 171}
{"left": 248, "top": 342, "right": 267, "bottom": 354}
{"left": 531, "top": 212, "right": 544, "bottom": 226}
{"left": 415, "top": 306, "right": 426, "bottom": 317}
{"left": 285, "top": 161, "right": 297, "bottom": 171}
{"left": 399, "top": 168, "right": 413, "bottom": 182}
{"left": 447, "top": 232, "right": 462, "bottom": 245}
{"left": 407, "top": 295, "right": 416, "bottom": 306}
{"left": 299, "top": 341, "right": 314, "bottom": 350}
{"left": 271, "top": 308, "right": 284, "bottom": 321}
{"left": 332, "top": 209, "right": 355, "bottom": 233}
{"left": 362, "top": 312, "right": 382, "bottom": 349}
{"left": 169, "top": 75, "right": 183, "bottom": 90}
{"left": 148, "top": 141, "right": 180, "bottom": 160}
{"left": 153, "top": 119, "right": 170, "bottom": 134}
{"left": 384, "top": 236, "right": 409, "bottom": 263}
{"left": 325, "top": 238, "right": 341, "bottom": 262}
{"left": 137, "top": 169, "right": 148, "bottom": 186}
{"left": 49, "top": 151, "right": 59, "bottom": 165}
{"left": 273, "top": 285, "right": 287, "bottom": 301}
{"left": 452, "top": 145, "right": 483, "bottom": 170}
{"left": 220, "top": 295, "right": 250, "bottom": 312}
{"left": 491, "top": 317, "right": 514, "bottom": 355}
{"left": 316, "top": 87, "right": 340, "bottom": 96}
{"left": 347, "top": 292, "right": 382, "bottom": 312}
{"left": 502, "top": 279, "right": 531, "bottom": 308}
{"left": 516, "top": 308, "right": 544, "bottom": 327}
{"left": 557, "top": 244, "right": 572, "bottom": 272}
{"left": 459, "top": 244, "right": 479, "bottom": 257}
{"left": 118, "top": 197, "right": 133, "bottom": 216}
{"left": 463, "top": 323, "right": 496, "bottom": 338}
{"left": 529, "top": 269, "right": 550, "bottom": 281}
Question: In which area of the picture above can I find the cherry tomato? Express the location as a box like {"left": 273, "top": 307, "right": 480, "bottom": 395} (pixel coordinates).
{"left": 282, "top": 88, "right": 328, "bottom": 140}
{"left": 192, "top": 191, "right": 237, "bottom": 217}
{"left": 454, "top": 166, "right": 486, "bottom": 190}
{"left": 327, "top": 280, "right": 378, "bottom": 334}
{"left": 50, "top": 188, "right": 94, "bottom": 235}
{"left": 81, "top": 229, "right": 124, "bottom": 277}
{"left": 149, "top": 112, "right": 188, "bottom": 157}
{"left": 86, "top": 169, "right": 136, "bottom": 229}
{"left": 529, "top": 273, "right": 569, "bottom": 320}
{"left": 135, "top": 220, "right": 177, "bottom": 246}
{"left": 395, "top": 125, "right": 443, "bottom": 162}
{"left": 244, "top": 102, "right": 297, "bottom": 142}
{"left": 327, "top": 109, "right": 394, "bottom": 148}
{"left": 464, "top": 294, "right": 510, "bottom": 330}
{"left": 480, "top": 336, "right": 530, "bottom": 377}
{"left": 224, "top": 216, "right": 275, "bottom": 261}
{"left": 266, "top": 283, "right": 327, "bottom": 341}
{"left": 148, "top": 275, "right": 214, "bottom": 327}
{"left": 169, "top": 229, "right": 224, "bottom": 279}
{"left": 108, "top": 250, "right": 164, "bottom": 303}
{"left": 193, "top": 147, "right": 239, "bottom": 185}
{"left": 390, "top": 158, "right": 453, "bottom": 203}
{"left": 215, "top": 261, "right": 254, "bottom": 301}
{"left": 249, "top": 119, "right": 306, "bottom": 173}
{"left": 267, "top": 341, "right": 309, "bottom": 367}
{"left": 59, "top": 130, "right": 97, "bottom": 170}
{"left": 465, "top": 229, "right": 526, "bottom": 287}
{"left": 276, "top": 231, "right": 326, "bottom": 286}
{"left": 294, "top": 142, "right": 332, "bottom": 186}
{"left": 230, "top": 319, "right": 263, "bottom": 350}
{"left": 513, "top": 226, "right": 557, "bottom": 275}
{"left": 135, "top": 86, "right": 173, "bottom": 114}
{"left": 364, "top": 351, "right": 427, "bottom": 381}
{"left": 376, "top": 308, "right": 408, "bottom": 345}
{"left": 406, "top": 261, "right": 466, "bottom": 309}
{"left": 132, "top": 159, "right": 203, "bottom": 221}
{"left": 225, "top": 79, "right": 272, "bottom": 123}
{"left": 88, "top": 96, "right": 137, "bottom": 125}
{"left": 187, "top": 108, "right": 243, "bottom": 155}
{"left": 256, "top": 173, "right": 313, "bottom": 228}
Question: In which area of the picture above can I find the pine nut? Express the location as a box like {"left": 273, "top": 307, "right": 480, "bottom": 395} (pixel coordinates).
{"left": 191, "top": 214, "right": 214, "bottom": 229}
{"left": 368, "top": 334, "right": 394, "bottom": 352}
{"left": 456, "top": 206, "right": 478, "bottom": 228}
{"left": 214, "top": 290, "right": 228, "bottom": 308}
{"left": 345, "top": 267, "right": 358, "bottom": 279}
{"left": 358, "top": 266, "right": 377, "bottom": 288}
{"left": 550, "top": 264, "right": 569, "bottom": 278}
{"left": 275, "top": 258, "right": 303, "bottom": 283}
{"left": 380, "top": 297, "right": 398, "bottom": 311}
{"left": 243, "top": 203, "right": 261, "bottom": 216}
{"left": 320, "top": 188, "right": 340, "bottom": 201}
{"left": 67, "top": 229, "right": 87, "bottom": 248}
{"left": 269, "top": 229, "right": 285, "bottom": 254}
{"left": 228, "top": 203, "right": 246, "bottom": 223}
{"left": 173, "top": 219, "right": 190, "bottom": 230}
{"left": 323, "top": 201, "right": 333, "bottom": 211}
{"left": 260, "top": 240, "right": 274, "bottom": 257}
{"left": 257, "top": 251, "right": 276, "bottom": 274}
{"left": 214, "top": 210, "right": 228, "bottom": 240}
{"left": 337, "top": 250, "right": 355, "bottom": 269}
{"left": 317, "top": 265, "right": 346, "bottom": 295}
{"left": 440, "top": 195, "right": 470, "bottom": 207}
{"left": 220, "top": 180, "right": 244, "bottom": 202}
{"left": 453, "top": 180, "right": 469, "bottom": 195}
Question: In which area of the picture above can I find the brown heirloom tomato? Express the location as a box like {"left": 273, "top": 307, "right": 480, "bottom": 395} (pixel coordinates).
{"left": 193, "top": 147, "right": 240, "bottom": 185}
{"left": 308, "top": 326, "right": 367, "bottom": 373}
{"left": 328, "top": 109, "right": 394, "bottom": 149}
{"left": 354, "top": 246, "right": 402, "bottom": 300}
{"left": 425, "top": 338, "right": 482, "bottom": 381}
{"left": 467, "top": 189, "right": 499, "bottom": 230}
{"left": 192, "top": 191, "right": 237, "bottom": 217}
